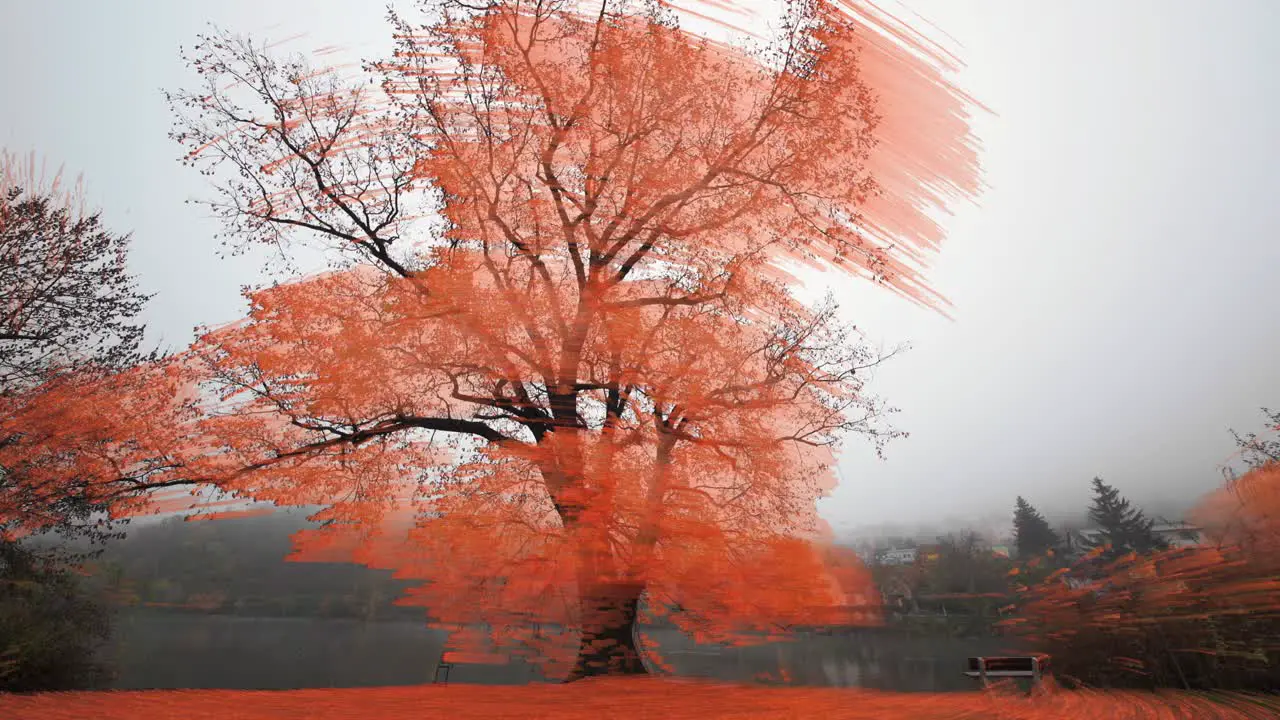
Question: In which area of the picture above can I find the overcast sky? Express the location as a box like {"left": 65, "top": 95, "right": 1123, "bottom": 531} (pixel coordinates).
{"left": 3, "top": 1, "right": 1277, "bottom": 534}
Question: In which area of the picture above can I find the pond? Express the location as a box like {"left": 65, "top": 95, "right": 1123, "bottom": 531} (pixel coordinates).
{"left": 101, "top": 609, "right": 1019, "bottom": 692}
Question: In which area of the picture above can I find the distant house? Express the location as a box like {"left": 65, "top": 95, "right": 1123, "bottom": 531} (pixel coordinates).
{"left": 917, "top": 545, "right": 942, "bottom": 562}
{"left": 1064, "top": 528, "right": 1103, "bottom": 554}
{"left": 877, "top": 547, "right": 917, "bottom": 566}
{"left": 1064, "top": 521, "right": 1205, "bottom": 556}
{"left": 1151, "top": 521, "right": 1205, "bottom": 547}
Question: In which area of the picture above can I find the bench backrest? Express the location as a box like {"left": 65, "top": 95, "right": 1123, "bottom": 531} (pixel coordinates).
{"left": 965, "top": 655, "right": 1049, "bottom": 679}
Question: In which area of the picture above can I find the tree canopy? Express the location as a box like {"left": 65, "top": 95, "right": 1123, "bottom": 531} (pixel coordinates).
{"left": 0, "top": 150, "right": 153, "bottom": 544}
{"left": 0, "top": 0, "right": 980, "bottom": 680}
{"left": 0, "top": 152, "right": 150, "bottom": 393}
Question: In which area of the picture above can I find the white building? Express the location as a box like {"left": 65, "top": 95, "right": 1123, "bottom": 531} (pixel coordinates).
{"left": 1151, "top": 521, "right": 1205, "bottom": 547}
{"left": 1066, "top": 521, "right": 1204, "bottom": 553}
{"left": 877, "top": 547, "right": 918, "bottom": 566}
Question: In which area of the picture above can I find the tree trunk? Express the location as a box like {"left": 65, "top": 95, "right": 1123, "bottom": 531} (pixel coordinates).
{"left": 565, "top": 583, "right": 648, "bottom": 680}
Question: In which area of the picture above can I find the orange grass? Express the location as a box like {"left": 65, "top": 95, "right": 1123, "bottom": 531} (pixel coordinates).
{"left": 3, "top": 679, "right": 1278, "bottom": 720}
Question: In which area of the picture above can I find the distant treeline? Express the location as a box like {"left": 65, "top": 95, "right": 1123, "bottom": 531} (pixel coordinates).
{"left": 75, "top": 513, "right": 425, "bottom": 622}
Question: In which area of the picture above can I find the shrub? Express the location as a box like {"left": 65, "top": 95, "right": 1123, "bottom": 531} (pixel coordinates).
{"left": 0, "top": 539, "right": 113, "bottom": 692}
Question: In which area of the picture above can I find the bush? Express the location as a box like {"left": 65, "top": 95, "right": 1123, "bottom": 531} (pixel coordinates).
{"left": 1009, "top": 543, "right": 1280, "bottom": 691}
{"left": 1, "top": 539, "right": 113, "bottom": 692}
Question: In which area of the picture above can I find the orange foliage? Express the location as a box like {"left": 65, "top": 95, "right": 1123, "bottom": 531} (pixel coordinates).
{"left": 1010, "top": 464, "right": 1280, "bottom": 689}
{"left": 4, "top": 680, "right": 1279, "bottom": 720}
{"left": 1193, "top": 463, "right": 1280, "bottom": 551}
{"left": 1, "top": 0, "right": 979, "bottom": 679}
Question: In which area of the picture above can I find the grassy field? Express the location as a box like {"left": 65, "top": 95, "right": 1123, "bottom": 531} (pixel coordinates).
{"left": 3, "top": 678, "right": 1278, "bottom": 719}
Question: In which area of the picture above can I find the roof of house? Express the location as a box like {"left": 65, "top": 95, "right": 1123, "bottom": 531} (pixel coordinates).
{"left": 1070, "top": 522, "right": 1202, "bottom": 537}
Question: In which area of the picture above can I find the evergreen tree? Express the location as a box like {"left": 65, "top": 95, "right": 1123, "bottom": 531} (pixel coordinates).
{"left": 1013, "top": 496, "right": 1060, "bottom": 559}
{"left": 1085, "top": 477, "right": 1165, "bottom": 557}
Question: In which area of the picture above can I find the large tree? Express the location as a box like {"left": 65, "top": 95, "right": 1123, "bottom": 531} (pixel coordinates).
{"left": 0, "top": 0, "right": 979, "bottom": 680}
{"left": 1012, "top": 496, "right": 1058, "bottom": 560}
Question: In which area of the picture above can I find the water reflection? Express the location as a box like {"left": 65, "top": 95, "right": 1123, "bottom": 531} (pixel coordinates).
{"left": 104, "top": 609, "right": 1017, "bottom": 693}
{"left": 647, "top": 628, "right": 1016, "bottom": 692}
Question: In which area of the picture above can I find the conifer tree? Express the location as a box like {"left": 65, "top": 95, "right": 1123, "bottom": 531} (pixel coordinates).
{"left": 1012, "top": 496, "right": 1059, "bottom": 560}
{"left": 1086, "top": 477, "right": 1164, "bottom": 557}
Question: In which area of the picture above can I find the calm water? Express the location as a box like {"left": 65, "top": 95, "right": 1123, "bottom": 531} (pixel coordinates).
{"left": 101, "top": 609, "right": 1016, "bottom": 692}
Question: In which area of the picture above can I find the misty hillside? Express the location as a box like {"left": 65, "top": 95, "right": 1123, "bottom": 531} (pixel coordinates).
{"left": 70, "top": 511, "right": 425, "bottom": 622}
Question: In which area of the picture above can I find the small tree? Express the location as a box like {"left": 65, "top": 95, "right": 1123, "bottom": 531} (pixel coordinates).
{"left": 1086, "top": 477, "right": 1164, "bottom": 558}
{"left": 1228, "top": 407, "right": 1280, "bottom": 473}
{"left": 1012, "top": 496, "right": 1059, "bottom": 560}
{"left": 1201, "top": 409, "right": 1280, "bottom": 550}
{"left": 929, "top": 532, "right": 1010, "bottom": 595}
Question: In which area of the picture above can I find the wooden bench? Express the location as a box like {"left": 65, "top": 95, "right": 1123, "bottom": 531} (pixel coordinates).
{"left": 433, "top": 657, "right": 454, "bottom": 684}
{"left": 964, "top": 655, "right": 1049, "bottom": 688}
